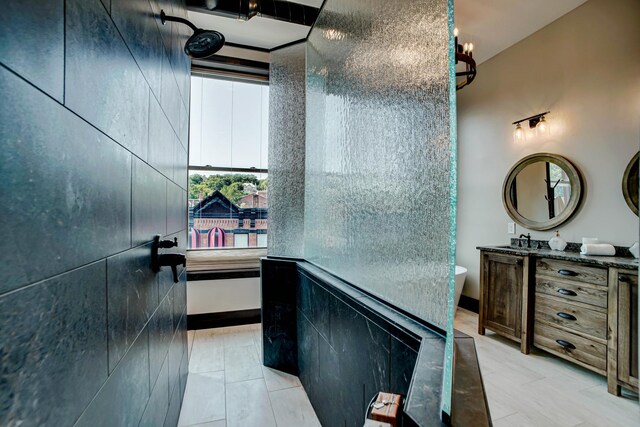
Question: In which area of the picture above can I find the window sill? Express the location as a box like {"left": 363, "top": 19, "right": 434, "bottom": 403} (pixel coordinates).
{"left": 186, "top": 248, "right": 267, "bottom": 272}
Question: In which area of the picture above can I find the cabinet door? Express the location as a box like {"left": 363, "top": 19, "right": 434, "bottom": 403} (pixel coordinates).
{"left": 618, "top": 271, "right": 638, "bottom": 391}
{"left": 481, "top": 253, "right": 524, "bottom": 341}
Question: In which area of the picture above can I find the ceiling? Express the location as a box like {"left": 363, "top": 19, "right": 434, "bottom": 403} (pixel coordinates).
{"left": 454, "top": 0, "right": 588, "bottom": 64}
{"left": 187, "top": 0, "right": 323, "bottom": 51}
{"left": 188, "top": 0, "right": 588, "bottom": 64}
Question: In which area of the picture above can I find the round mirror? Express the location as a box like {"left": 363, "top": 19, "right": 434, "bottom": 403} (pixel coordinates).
{"left": 502, "top": 153, "right": 584, "bottom": 231}
{"left": 622, "top": 152, "right": 639, "bottom": 216}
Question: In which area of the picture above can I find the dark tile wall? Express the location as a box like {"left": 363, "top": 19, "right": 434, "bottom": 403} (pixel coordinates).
{"left": 262, "top": 259, "right": 425, "bottom": 427}
{"left": 0, "top": 0, "right": 190, "bottom": 425}
{"left": 261, "top": 258, "right": 299, "bottom": 373}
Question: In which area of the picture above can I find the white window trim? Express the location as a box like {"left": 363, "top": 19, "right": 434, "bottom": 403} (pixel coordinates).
{"left": 186, "top": 247, "right": 267, "bottom": 272}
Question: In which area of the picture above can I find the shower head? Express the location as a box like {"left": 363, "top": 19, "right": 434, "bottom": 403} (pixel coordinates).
{"left": 160, "top": 10, "right": 225, "bottom": 59}
{"left": 184, "top": 29, "right": 225, "bottom": 59}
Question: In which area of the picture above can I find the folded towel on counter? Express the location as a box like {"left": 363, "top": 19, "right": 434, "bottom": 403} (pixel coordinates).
{"left": 580, "top": 243, "right": 616, "bottom": 256}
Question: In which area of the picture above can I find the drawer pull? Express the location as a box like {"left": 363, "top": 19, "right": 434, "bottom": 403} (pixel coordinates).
{"left": 557, "top": 288, "right": 577, "bottom": 296}
{"left": 555, "top": 339, "right": 576, "bottom": 350}
{"left": 557, "top": 312, "right": 577, "bottom": 321}
{"left": 558, "top": 269, "right": 578, "bottom": 276}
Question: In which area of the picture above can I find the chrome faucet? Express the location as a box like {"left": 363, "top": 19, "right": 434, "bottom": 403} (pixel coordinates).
{"left": 519, "top": 233, "right": 531, "bottom": 248}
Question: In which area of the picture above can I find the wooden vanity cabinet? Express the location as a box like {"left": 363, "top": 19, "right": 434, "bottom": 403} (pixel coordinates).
{"left": 479, "top": 252, "right": 532, "bottom": 353}
{"left": 479, "top": 248, "right": 638, "bottom": 396}
{"left": 609, "top": 268, "right": 639, "bottom": 395}
{"left": 534, "top": 259, "right": 608, "bottom": 375}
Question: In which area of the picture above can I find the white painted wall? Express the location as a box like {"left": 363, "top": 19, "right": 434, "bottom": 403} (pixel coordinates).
{"left": 187, "top": 278, "right": 261, "bottom": 315}
{"left": 457, "top": 0, "right": 640, "bottom": 299}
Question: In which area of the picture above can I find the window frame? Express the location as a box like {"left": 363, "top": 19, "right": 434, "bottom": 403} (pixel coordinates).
{"left": 188, "top": 72, "right": 269, "bottom": 254}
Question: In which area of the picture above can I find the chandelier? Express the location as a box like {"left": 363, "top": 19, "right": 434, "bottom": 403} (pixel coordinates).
{"left": 454, "top": 28, "right": 476, "bottom": 91}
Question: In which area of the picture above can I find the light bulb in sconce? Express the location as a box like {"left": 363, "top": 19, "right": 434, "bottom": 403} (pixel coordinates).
{"left": 514, "top": 123, "right": 526, "bottom": 144}
{"left": 463, "top": 42, "right": 469, "bottom": 53}
{"left": 536, "top": 115, "right": 549, "bottom": 136}
{"left": 468, "top": 43, "right": 474, "bottom": 52}
{"left": 453, "top": 27, "right": 459, "bottom": 37}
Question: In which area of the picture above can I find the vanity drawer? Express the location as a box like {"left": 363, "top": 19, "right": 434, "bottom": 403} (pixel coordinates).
{"left": 535, "top": 276, "right": 607, "bottom": 309}
{"left": 536, "top": 259, "right": 607, "bottom": 287}
{"left": 534, "top": 294, "right": 606, "bottom": 341}
{"left": 534, "top": 322, "right": 606, "bottom": 373}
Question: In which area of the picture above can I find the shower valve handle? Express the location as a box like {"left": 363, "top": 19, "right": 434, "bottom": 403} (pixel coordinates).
{"left": 158, "top": 237, "right": 178, "bottom": 248}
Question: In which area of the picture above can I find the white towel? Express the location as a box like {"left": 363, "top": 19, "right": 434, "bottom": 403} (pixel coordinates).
{"left": 580, "top": 243, "right": 615, "bottom": 256}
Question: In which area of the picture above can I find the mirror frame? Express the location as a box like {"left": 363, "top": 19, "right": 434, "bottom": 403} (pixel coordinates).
{"left": 622, "top": 151, "right": 639, "bottom": 216}
{"left": 502, "top": 153, "right": 584, "bottom": 231}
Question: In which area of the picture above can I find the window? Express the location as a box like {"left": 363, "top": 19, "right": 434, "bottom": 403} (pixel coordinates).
{"left": 234, "top": 234, "right": 249, "bottom": 248}
{"left": 188, "top": 75, "right": 269, "bottom": 250}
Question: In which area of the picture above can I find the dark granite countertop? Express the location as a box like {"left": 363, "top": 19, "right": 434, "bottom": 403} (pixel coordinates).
{"left": 477, "top": 244, "right": 638, "bottom": 270}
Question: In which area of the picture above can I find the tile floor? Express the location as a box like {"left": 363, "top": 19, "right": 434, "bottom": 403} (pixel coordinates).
{"left": 178, "top": 324, "right": 321, "bottom": 427}
{"left": 454, "top": 308, "right": 640, "bottom": 427}
{"left": 179, "top": 312, "right": 639, "bottom": 427}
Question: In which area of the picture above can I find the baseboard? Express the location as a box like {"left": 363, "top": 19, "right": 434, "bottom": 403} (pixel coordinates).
{"left": 187, "top": 269, "right": 260, "bottom": 281}
{"left": 187, "top": 308, "right": 261, "bottom": 330}
{"left": 458, "top": 295, "right": 479, "bottom": 314}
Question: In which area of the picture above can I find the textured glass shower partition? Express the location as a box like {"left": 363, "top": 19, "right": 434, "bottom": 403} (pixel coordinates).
{"left": 304, "top": 0, "right": 457, "bottom": 415}
{"left": 268, "top": 43, "right": 307, "bottom": 258}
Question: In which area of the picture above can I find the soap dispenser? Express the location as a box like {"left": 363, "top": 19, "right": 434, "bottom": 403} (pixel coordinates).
{"left": 549, "top": 231, "right": 567, "bottom": 251}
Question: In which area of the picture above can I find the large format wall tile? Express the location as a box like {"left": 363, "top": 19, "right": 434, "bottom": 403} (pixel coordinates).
{"left": 111, "top": 0, "right": 164, "bottom": 98}
{"left": 296, "top": 313, "right": 319, "bottom": 401}
{"left": 329, "top": 295, "right": 391, "bottom": 402}
{"left": 164, "top": 376, "right": 182, "bottom": 427}
{"left": 99, "top": 0, "right": 110, "bottom": 14}
{"left": 107, "top": 243, "right": 159, "bottom": 371}
{"left": 75, "top": 327, "right": 151, "bottom": 427}
{"left": 169, "top": 319, "right": 183, "bottom": 377}
{"left": 149, "top": 0, "right": 174, "bottom": 56}
{"left": 0, "top": 66, "right": 132, "bottom": 293}
{"left": 167, "top": 182, "right": 187, "bottom": 234}
{"left": 139, "top": 356, "right": 170, "bottom": 427}
{"left": 0, "top": 262, "right": 108, "bottom": 427}
{"left": 179, "top": 340, "right": 189, "bottom": 400}
{"left": 174, "top": 24, "right": 192, "bottom": 110}
{"left": 390, "top": 337, "right": 419, "bottom": 396}
{"left": 264, "top": 260, "right": 444, "bottom": 427}
{"left": 149, "top": 92, "right": 177, "bottom": 179}
{"left": 149, "top": 291, "right": 175, "bottom": 384}
{"left": 179, "top": 102, "right": 190, "bottom": 150}
{"left": 0, "top": 0, "right": 64, "bottom": 102}
{"left": 3, "top": 0, "right": 190, "bottom": 423}
{"left": 160, "top": 51, "right": 181, "bottom": 134}
{"left": 173, "top": 273, "right": 187, "bottom": 330}
{"left": 65, "top": 0, "right": 150, "bottom": 157}
{"left": 132, "top": 157, "right": 167, "bottom": 246}
{"left": 174, "top": 139, "right": 188, "bottom": 190}
{"left": 261, "top": 259, "right": 299, "bottom": 373}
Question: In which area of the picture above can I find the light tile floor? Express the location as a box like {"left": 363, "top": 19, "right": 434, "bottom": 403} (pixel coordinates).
{"left": 178, "top": 324, "right": 321, "bottom": 427}
{"left": 454, "top": 308, "right": 640, "bottom": 427}
{"left": 179, "top": 313, "right": 639, "bottom": 427}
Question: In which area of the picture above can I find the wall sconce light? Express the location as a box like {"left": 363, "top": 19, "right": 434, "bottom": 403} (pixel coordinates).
{"left": 512, "top": 111, "right": 550, "bottom": 143}
{"left": 513, "top": 122, "right": 526, "bottom": 144}
{"left": 536, "top": 115, "right": 549, "bottom": 136}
